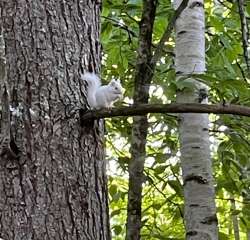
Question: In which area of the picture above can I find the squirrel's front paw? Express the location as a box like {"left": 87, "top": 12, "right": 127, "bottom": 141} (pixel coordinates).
{"left": 106, "top": 103, "right": 114, "bottom": 110}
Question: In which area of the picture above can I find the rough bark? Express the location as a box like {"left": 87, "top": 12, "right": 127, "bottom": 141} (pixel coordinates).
{"left": 237, "top": 0, "right": 250, "bottom": 73}
{"left": 125, "top": 0, "right": 157, "bottom": 239}
{"left": 242, "top": 179, "right": 250, "bottom": 240}
{"left": 230, "top": 197, "right": 240, "bottom": 240}
{"left": 174, "top": 0, "right": 219, "bottom": 239}
{"left": 0, "top": 0, "right": 110, "bottom": 239}
{"left": 242, "top": 196, "right": 250, "bottom": 240}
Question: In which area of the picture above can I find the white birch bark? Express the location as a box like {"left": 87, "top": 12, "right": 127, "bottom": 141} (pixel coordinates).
{"left": 174, "top": 0, "right": 218, "bottom": 239}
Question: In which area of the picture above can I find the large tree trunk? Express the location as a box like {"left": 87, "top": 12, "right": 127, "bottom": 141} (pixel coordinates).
{"left": 0, "top": 1, "right": 110, "bottom": 239}
{"left": 174, "top": 0, "right": 218, "bottom": 239}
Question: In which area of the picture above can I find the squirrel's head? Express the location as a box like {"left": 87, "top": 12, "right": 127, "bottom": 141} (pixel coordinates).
{"left": 109, "top": 79, "right": 123, "bottom": 96}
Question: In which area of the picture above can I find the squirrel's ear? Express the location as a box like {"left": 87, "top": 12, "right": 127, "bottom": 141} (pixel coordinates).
{"left": 109, "top": 80, "right": 115, "bottom": 86}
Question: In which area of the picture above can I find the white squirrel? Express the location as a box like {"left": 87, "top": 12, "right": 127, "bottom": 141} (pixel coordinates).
{"left": 81, "top": 72, "right": 123, "bottom": 109}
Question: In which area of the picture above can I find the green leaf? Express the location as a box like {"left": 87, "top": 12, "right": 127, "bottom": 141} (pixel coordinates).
{"left": 168, "top": 180, "right": 183, "bottom": 197}
{"left": 219, "top": 232, "right": 229, "bottom": 240}
{"left": 152, "top": 203, "right": 162, "bottom": 210}
{"left": 175, "top": 79, "right": 196, "bottom": 91}
{"left": 231, "top": 209, "right": 241, "bottom": 215}
{"left": 111, "top": 209, "right": 121, "bottom": 217}
{"left": 209, "top": 16, "right": 224, "bottom": 32}
{"left": 109, "top": 184, "right": 117, "bottom": 197}
{"left": 154, "top": 165, "right": 166, "bottom": 175}
{"left": 113, "top": 225, "right": 123, "bottom": 235}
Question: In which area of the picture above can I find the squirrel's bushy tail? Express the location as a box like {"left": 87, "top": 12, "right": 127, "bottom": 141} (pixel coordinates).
{"left": 81, "top": 72, "right": 101, "bottom": 108}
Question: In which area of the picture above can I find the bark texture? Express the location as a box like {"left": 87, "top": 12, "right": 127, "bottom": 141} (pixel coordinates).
{"left": 237, "top": 0, "right": 250, "bottom": 73}
{"left": 125, "top": 1, "right": 157, "bottom": 239}
{"left": 0, "top": 0, "right": 110, "bottom": 239}
{"left": 230, "top": 197, "right": 240, "bottom": 240}
{"left": 174, "top": 0, "right": 218, "bottom": 239}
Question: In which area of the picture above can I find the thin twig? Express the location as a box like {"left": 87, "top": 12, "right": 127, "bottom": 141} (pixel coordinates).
{"left": 101, "top": 16, "right": 137, "bottom": 38}
{"left": 124, "top": 12, "right": 140, "bottom": 24}
{"left": 236, "top": 59, "right": 247, "bottom": 82}
{"left": 151, "top": 0, "right": 189, "bottom": 65}
{"left": 216, "top": 197, "right": 249, "bottom": 204}
{"left": 143, "top": 169, "right": 184, "bottom": 219}
{"left": 217, "top": 0, "right": 236, "bottom": 12}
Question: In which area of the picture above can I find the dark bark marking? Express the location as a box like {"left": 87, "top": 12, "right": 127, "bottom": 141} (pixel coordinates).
{"left": 189, "top": 1, "right": 204, "bottom": 8}
{"left": 60, "top": 1, "right": 69, "bottom": 30}
{"left": 198, "top": 88, "right": 208, "bottom": 103}
{"left": 178, "top": 30, "right": 187, "bottom": 35}
{"left": 9, "top": 137, "right": 20, "bottom": 158}
{"left": 186, "top": 230, "right": 198, "bottom": 236}
{"left": 79, "top": 108, "right": 94, "bottom": 130}
{"left": 184, "top": 174, "right": 208, "bottom": 185}
{"left": 65, "top": 185, "right": 76, "bottom": 234}
{"left": 189, "top": 204, "right": 199, "bottom": 207}
{"left": 200, "top": 214, "right": 218, "bottom": 225}
{"left": 191, "top": 146, "right": 201, "bottom": 149}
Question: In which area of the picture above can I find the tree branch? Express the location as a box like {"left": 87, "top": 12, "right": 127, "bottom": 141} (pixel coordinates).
{"left": 101, "top": 16, "right": 137, "bottom": 41}
{"left": 81, "top": 103, "right": 250, "bottom": 120}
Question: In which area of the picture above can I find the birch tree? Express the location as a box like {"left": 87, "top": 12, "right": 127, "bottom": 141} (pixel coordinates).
{"left": 0, "top": 1, "right": 110, "bottom": 239}
{"left": 98, "top": 0, "right": 250, "bottom": 238}
{"left": 174, "top": 0, "right": 219, "bottom": 239}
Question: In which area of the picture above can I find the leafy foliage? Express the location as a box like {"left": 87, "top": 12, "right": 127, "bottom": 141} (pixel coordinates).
{"left": 101, "top": 0, "right": 250, "bottom": 239}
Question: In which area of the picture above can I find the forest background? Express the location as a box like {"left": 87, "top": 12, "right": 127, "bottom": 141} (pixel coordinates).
{"left": 101, "top": 0, "right": 250, "bottom": 239}
{"left": 0, "top": 0, "right": 249, "bottom": 239}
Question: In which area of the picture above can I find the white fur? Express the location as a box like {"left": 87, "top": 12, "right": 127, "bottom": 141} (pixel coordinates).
{"left": 81, "top": 72, "right": 123, "bottom": 109}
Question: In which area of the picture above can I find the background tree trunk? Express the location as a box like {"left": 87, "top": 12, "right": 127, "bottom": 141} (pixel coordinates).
{"left": 230, "top": 197, "right": 240, "bottom": 240}
{"left": 125, "top": 0, "right": 156, "bottom": 239}
{"left": 174, "top": 0, "right": 218, "bottom": 239}
{"left": 0, "top": 0, "right": 110, "bottom": 239}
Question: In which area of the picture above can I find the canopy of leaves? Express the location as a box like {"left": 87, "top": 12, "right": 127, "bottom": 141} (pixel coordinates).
{"left": 102, "top": 0, "right": 250, "bottom": 239}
